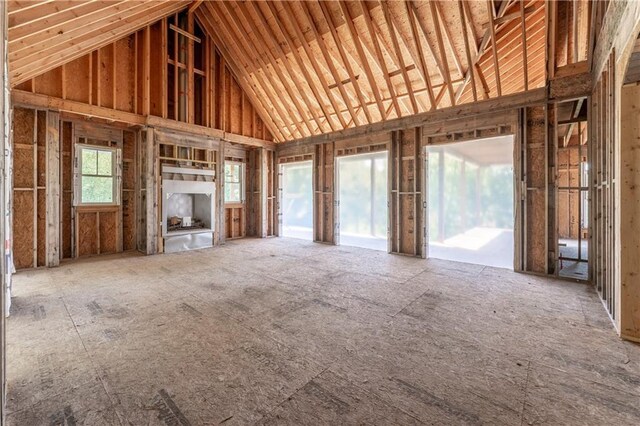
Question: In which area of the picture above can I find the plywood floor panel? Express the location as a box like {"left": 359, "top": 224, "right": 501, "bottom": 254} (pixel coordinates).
{"left": 6, "top": 239, "right": 640, "bottom": 425}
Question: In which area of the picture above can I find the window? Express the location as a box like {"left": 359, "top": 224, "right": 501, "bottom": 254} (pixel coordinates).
{"left": 76, "top": 145, "right": 120, "bottom": 206}
{"left": 224, "top": 162, "right": 244, "bottom": 204}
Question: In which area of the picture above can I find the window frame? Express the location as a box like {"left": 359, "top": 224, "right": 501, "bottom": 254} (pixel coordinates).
{"left": 74, "top": 143, "right": 121, "bottom": 207}
{"left": 224, "top": 161, "right": 245, "bottom": 205}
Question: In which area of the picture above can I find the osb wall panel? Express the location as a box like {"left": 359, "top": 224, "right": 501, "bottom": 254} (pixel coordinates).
{"left": 98, "top": 45, "right": 115, "bottom": 109}
{"left": 115, "top": 36, "right": 135, "bottom": 113}
{"left": 37, "top": 189, "right": 46, "bottom": 267}
{"left": 14, "top": 148, "right": 34, "bottom": 189}
{"left": 61, "top": 121, "right": 73, "bottom": 259}
{"left": 62, "top": 192, "right": 72, "bottom": 259}
{"left": 34, "top": 66, "right": 62, "bottom": 98}
{"left": 13, "top": 107, "right": 35, "bottom": 188}
{"left": 122, "top": 192, "right": 136, "bottom": 251}
{"left": 77, "top": 211, "right": 98, "bottom": 257}
{"left": 13, "top": 191, "right": 34, "bottom": 269}
{"left": 525, "top": 106, "right": 547, "bottom": 273}
{"left": 36, "top": 111, "right": 46, "bottom": 188}
{"left": 99, "top": 211, "right": 118, "bottom": 254}
{"left": 65, "top": 56, "right": 91, "bottom": 104}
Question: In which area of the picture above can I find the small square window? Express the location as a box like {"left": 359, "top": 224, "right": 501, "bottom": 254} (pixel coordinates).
{"left": 76, "top": 145, "right": 119, "bottom": 206}
{"left": 224, "top": 162, "right": 244, "bottom": 204}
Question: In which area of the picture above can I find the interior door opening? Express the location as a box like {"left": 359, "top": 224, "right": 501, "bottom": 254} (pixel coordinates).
{"left": 557, "top": 99, "right": 589, "bottom": 280}
{"left": 337, "top": 152, "right": 388, "bottom": 251}
{"left": 427, "top": 135, "right": 514, "bottom": 269}
{"left": 280, "top": 161, "right": 313, "bottom": 240}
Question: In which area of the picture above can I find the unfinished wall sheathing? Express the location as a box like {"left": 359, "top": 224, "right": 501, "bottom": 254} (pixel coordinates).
{"left": 265, "top": 150, "right": 277, "bottom": 237}
{"left": 73, "top": 125, "right": 125, "bottom": 258}
{"left": 11, "top": 107, "right": 60, "bottom": 269}
{"left": 13, "top": 13, "right": 274, "bottom": 144}
{"left": 590, "top": 54, "right": 617, "bottom": 320}
{"left": 314, "top": 142, "right": 335, "bottom": 244}
{"left": 389, "top": 128, "right": 425, "bottom": 257}
{"left": 521, "top": 106, "right": 551, "bottom": 274}
{"left": 122, "top": 131, "right": 137, "bottom": 251}
{"left": 12, "top": 107, "right": 36, "bottom": 269}
{"left": 246, "top": 148, "right": 276, "bottom": 238}
{"left": 60, "top": 121, "right": 73, "bottom": 259}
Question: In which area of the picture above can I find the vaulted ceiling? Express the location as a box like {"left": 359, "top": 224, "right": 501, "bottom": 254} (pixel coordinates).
{"left": 7, "top": 1, "right": 591, "bottom": 142}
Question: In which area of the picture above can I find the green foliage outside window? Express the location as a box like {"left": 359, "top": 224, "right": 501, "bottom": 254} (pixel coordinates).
{"left": 224, "top": 162, "right": 243, "bottom": 203}
{"left": 79, "top": 146, "right": 115, "bottom": 204}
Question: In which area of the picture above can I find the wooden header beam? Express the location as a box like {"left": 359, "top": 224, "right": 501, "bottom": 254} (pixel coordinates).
{"left": 12, "top": 90, "right": 276, "bottom": 149}
{"left": 281, "top": 87, "right": 546, "bottom": 149}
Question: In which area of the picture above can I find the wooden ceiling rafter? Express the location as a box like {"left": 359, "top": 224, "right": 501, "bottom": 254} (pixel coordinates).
{"left": 230, "top": 1, "right": 319, "bottom": 136}
{"left": 379, "top": 1, "right": 419, "bottom": 115}
{"left": 403, "top": 1, "right": 437, "bottom": 111}
{"left": 298, "top": 1, "right": 361, "bottom": 127}
{"left": 12, "top": 1, "right": 153, "bottom": 62}
{"left": 337, "top": 1, "right": 386, "bottom": 121}
{"left": 358, "top": 1, "right": 401, "bottom": 118}
{"left": 246, "top": 2, "right": 329, "bottom": 134}
{"left": 458, "top": 0, "right": 478, "bottom": 102}
{"left": 262, "top": 1, "right": 337, "bottom": 132}
{"left": 428, "top": 1, "right": 456, "bottom": 107}
{"left": 203, "top": 2, "right": 299, "bottom": 140}
{"left": 11, "top": 1, "right": 190, "bottom": 85}
{"left": 520, "top": 0, "right": 529, "bottom": 90}
{"left": 433, "top": 1, "right": 465, "bottom": 79}
{"left": 279, "top": 1, "right": 349, "bottom": 130}
{"left": 214, "top": 1, "right": 312, "bottom": 137}
{"left": 9, "top": 1, "right": 123, "bottom": 42}
{"left": 487, "top": 0, "right": 503, "bottom": 96}
{"left": 195, "top": 7, "right": 287, "bottom": 142}
{"left": 317, "top": 0, "right": 373, "bottom": 124}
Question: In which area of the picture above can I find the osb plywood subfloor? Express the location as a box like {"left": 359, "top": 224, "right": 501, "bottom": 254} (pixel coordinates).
{"left": 6, "top": 238, "right": 640, "bottom": 425}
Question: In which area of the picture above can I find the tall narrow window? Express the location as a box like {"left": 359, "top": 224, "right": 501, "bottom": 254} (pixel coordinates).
{"left": 75, "top": 145, "right": 120, "bottom": 206}
{"left": 224, "top": 162, "right": 244, "bottom": 204}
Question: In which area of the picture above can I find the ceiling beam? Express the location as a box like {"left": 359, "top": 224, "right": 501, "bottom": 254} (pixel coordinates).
{"left": 428, "top": 0, "right": 455, "bottom": 106}
{"left": 358, "top": 1, "right": 401, "bottom": 117}
{"left": 196, "top": 8, "right": 287, "bottom": 141}
{"left": 380, "top": 1, "right": 418, "bottom": 115}
{"left": 317, "top": 0, "right": 372, "bottom": 124}
{"left": 279, "top": 1, "right": 349, "bottom": 130}
{"left": 337, "top": 1, "right": 386, "bottom": 120}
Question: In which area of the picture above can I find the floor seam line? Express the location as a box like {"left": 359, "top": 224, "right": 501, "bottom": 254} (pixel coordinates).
{"left": 520, "top": 359, "right": 532, "bottom": 426}
{"left": 251, "top": 364, "right": 334, "bottom": 425}
{"left": 60, "top": 296, "right": 125, "bottom": 426}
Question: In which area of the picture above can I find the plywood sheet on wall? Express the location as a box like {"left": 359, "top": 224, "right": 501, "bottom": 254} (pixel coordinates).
{"left": 77, "top": 211, "right": 98, "bottom": 257}
{"left": 115, "top": 35, "right": 136, "bottom": 113}
{"left": 65, "top": 56, "right": 91, "bottom": 104}
{"left": 37, "top": 189, "right": 46, "bottom": 267}
{"left": 123, "top": 192, "right": 136, "bottom": 251}
{"left": 99, "top": 211, "right": 118, "bottom": 254}
{"left": 13, "top": 191, "right": 34, "bottom": 269}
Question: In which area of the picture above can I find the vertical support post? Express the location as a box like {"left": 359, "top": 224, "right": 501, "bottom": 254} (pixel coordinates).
{"left": 145, "top": 128, "right": 159, "bottom": 254}
{"left": 260, "top": 148, "right": 268, "bottom": 238}
{"left": 45, "top": 111, "right": 60, "bottom": 267}
{"left": 0, "top": 0, "right": 9, "bottom": 419}
{"left": 217, "top": 141, "right": 226, "bottom": 244}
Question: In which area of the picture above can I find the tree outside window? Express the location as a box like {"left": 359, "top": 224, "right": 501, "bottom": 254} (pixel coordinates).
{"left": 224, "top": 162, "right": 244, "bottom": 204}
{"left": 76, "top": 145, "right": 119, "bottom": 205}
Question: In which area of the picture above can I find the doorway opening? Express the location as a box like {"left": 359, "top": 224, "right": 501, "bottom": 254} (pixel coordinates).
{"left": 427, "top": 136, "right": 514, "bottom": 269}
{"left": 337, "top": 152, "right": 388, "bottom": 251}
{"left": 556, "top": 99, "right": 589, "bottom": 279}
{"left": 280, "top": 161, "right": 313, "bottom": 240}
